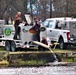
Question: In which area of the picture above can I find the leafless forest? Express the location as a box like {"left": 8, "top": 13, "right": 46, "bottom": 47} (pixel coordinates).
{"left": 0, "top": 0, "right": 76, "bottom": 21}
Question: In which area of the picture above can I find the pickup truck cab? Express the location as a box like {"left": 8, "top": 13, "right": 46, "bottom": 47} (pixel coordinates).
{"left": 40, "top": 17, "right": 72, "bottom": 49}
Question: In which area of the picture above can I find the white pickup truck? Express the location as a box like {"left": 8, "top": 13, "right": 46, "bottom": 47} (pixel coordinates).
{"left": 0, "top": 17, "right": 76, "bottom": 51}
{"left": 40, "top": 17, "right": 75, "bottom": 49}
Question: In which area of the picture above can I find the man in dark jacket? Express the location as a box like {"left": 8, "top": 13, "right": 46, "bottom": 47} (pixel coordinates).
{"left": 32, "top": 17, "right": 40, "bottom": 42}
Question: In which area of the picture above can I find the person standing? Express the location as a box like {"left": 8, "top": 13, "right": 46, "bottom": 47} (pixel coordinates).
{"left": 32, "top": 17, "right": 41, "bottom": 42}
{"left": 14, "top": 12, "right": 22, "bottom": 39}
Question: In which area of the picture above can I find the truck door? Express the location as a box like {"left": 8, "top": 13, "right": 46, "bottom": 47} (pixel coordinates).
{"left": 51, "top": 29, "right": 60, "bottom": 41}
{"left": 48, "top": 22, "right": 60, "bottom": 41}
{"left": 46, "top": 20, "right": 55, "bottom": 40}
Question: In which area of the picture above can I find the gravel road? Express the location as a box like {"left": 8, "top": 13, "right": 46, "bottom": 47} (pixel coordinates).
{"left": 0, "top": 66, "right": 76, "bottom": 75}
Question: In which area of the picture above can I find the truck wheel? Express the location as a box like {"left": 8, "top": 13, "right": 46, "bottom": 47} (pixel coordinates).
{"left": 59, "top": 39, "right": 67, "bottom": 49}
{"left": 11, "top": 41, "right": 16, "bottom": 52}
{"left": 5, "top": 41, "right": 11, "bottom": 51}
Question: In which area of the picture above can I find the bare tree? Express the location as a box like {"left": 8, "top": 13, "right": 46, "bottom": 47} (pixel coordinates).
{"left": 1, "top": 0, "right": 76, "bottom": 21}
{"left": 33, "top": 0, "right": 50, "bottom": 21}
{"left": 53, "top": 0, "right": 76, "bottom": 17}
{"left": 0, "top": 0, "right": 28, "bottom": 20}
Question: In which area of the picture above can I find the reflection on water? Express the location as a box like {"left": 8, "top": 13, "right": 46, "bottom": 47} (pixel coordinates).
{"left": 0, "top": 66, "right": 76, "bottom": 75}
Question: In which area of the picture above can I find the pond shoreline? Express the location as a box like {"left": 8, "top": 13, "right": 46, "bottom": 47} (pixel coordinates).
{"left": 0, "top": 50, "right": 76, "bottom": 68}
{"left": 0, "top": 62, "right": 76, "bottom": 68}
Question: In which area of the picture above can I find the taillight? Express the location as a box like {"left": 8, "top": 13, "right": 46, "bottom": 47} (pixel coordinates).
{"left": 66, "top": 32, "right": 70, "bottom": 40}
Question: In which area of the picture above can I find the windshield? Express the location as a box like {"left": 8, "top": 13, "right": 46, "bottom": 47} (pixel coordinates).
{"left": 43, "top": 20, "right": 54, "bottom": 28}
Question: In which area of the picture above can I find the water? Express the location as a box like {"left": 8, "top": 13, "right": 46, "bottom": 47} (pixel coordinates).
{"left": 49, "top": 48, "right": 58, "bottom": 62}
{"left": 46, "top": 37, "right": 58, "bottom": 62}
{"left": 33, "top": 41, "right": 58, "bottom": 62}
{"left": 0, "top": 66, "right": 76, "bottom": 75}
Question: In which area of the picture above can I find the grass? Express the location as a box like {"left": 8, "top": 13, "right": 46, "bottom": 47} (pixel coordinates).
{"left": 0, "top": 60, "right": 9, "bottom": 65}
{"left": 9, "top": 59, "right": 47, "bottom": 66}
{"left": 63, "top": 57, "right": 76, "bottom": 62}
{"left": 0, "top": 46, "right": 6, "bottom": 52}
{"left": 19, "top": 60, "right": 46, "bottom": 66}
{"left": 53, "top": 49, "right": 76, "bottom": 53}
{"left": 0, "top": 46, "right": 76, "bottom": 67}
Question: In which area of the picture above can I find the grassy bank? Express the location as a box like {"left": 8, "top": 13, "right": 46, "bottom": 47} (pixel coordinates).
{"left": 0, "top": 46, "right": 76, "bottom": 66}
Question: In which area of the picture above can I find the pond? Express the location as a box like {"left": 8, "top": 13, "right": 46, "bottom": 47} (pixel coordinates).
{"left": 0, "top": 66, "right": 76, "bottom": 75}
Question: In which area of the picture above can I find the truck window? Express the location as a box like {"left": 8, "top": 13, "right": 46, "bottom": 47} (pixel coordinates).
{"left": 55, "top": 21, "right": 61, "bottom": 29}
{"left": 43, "top": 20, "right": 49, "bottom": 27}
{"left": 48, "top": 20, "right": 54, "bottom": 28}
{"left": 62, "top": 22, "right": 69, "bottom": 29}
{"left": 43, "top": 20, "right": 54, "bottom": 28}
{"left": 70, "top": 22, "right": 76, "bottom": 27}
{"left": 69, "top": 22, "right": 76, "bottom": 29}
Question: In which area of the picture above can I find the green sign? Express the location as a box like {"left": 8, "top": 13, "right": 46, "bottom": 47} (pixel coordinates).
{"left": 4, "top": 28, "right": 11, "bottom": 36}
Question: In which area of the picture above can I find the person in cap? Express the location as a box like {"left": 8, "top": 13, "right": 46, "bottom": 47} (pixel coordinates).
{"left": 32, "top": 17, "right": 41, "bottom": 42}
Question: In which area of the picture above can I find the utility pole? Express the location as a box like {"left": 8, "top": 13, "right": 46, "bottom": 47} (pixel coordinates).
{"left": 0, "top": 5, "right": 1, "bottom": 18}
{"left": 65, "top": 0, "right": 68, "bottom": 16}
{"left": 24, "top": 0, "right": 27, "bottom": 14}
{"left": 30, "top": 0, "right": 33, "bottom": 19}
{"left": 50, "top": 0, "right": 52, "bottom": 18}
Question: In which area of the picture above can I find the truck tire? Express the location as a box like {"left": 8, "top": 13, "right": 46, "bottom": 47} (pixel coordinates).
{"left": 5, "top": 41, "right": 11, "bottom": 51}
{"left": 59, "top": 38, "right": 67, "bottom": 49}
{"left": 11, "top": 41, "right": 16, "bottom": 52}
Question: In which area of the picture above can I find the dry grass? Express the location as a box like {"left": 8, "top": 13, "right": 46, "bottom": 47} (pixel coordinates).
{"left": 0, "top": 60, "right": 9, "bottom": 65}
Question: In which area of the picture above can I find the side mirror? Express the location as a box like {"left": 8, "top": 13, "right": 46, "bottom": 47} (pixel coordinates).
{"left": 40, "top": 27, "right": 46, "bottom": 31}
